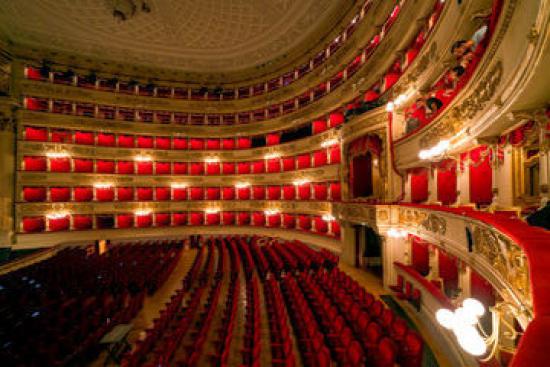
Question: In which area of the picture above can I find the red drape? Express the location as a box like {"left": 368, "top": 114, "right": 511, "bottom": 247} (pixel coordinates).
{"left": 469, "top": 146, "right": 493, "bottom": 205}
{"left": 96, "top": 187, "right": 115, "bottom": 201}
{"left": 74, "top": 187, "right": 93, "bottom": 202}
{"left": 411, "top": 237, "right": 430, "bottom": 276}
{"left": 155, "top": 137, "right": 171, "bottom": 150}
{"left": 155, "top": 213, "right": 171, "bottom": 226}
{"left": 173, "top": 188, "right": 187, "bottom": 201}
{"left": 172, "top": 212, "right": 187, "bottom": 226}
{"left": 118, "top": 134, "right": 134, "bottom": 148}
{"left": 117, "top": 187, "right": 134, "bottom": 201}
{"left": 223, "top": 212, "right": 235, "bottom": 225}
{"left": 24, "top": 156, "right": 47, "bottom": 171}
{"left": 156, "top": 187, "right": 170, "bottom": 201}
{"left": 156, "top": 162, "right": 171, "bottom": 175}
{"left": 73, "top": 215, "right": 92, "bottom": 230}
{"left": 222, "top": 162, "right": 236, "bottom": 174}
{"left": 74, "top": 159, "right": 93, "bottom": 173}
{"left": 222, "top": 187, "right": 235, "bottom": 200}
{"left": 50, "top": 187, "right": 70, "bottom": 202}
{"left": 137, "top": 136, "right": 153, "bottom": 148}
{"left": 267, "top": 186, "right": 281, "bottom": 200}
{"left": 98, "top": 133, "right": 115, "bottom": 147}
{"left": 96, "top": 160, "right": 115, "bottom": 173}
{"left": 438, "top": 250, "right": 459, "bottom": 295}
{"left": 410, "top": 168, "right": 428, "bottom": 203}
{"left": 23, "top": 187, "right": 46, "bottom": 202}
{"left": 297, "top": 154, "right": 311, "bottom": 169}
{"left": 173, "top": 137, "right": 188, "bottom": 150}
{"left": 436, "top": 160, "right": 457, "bottom": 205}
{"left": 206, "top": 187, "right": 220, "bottom": 200}
{"left": 173, "top": 162, "right": 188, "bottom": 174}
{"left": 50, "top": 158, "right": 71, "bottom": 172}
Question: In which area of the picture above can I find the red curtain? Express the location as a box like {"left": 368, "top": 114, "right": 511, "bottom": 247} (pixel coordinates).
{"left": 222, "top": 187, "right": 235, "bottom": 200}
{"left": 206, "top": 188, "right": 220, "bottom": 200}
{"left": 436, "top": 160, "right": 457, "bottom": 204}
{"left": 96, "top": 187, "right": 115, "bottom": 201}
{"left": 314, "top": 217, "right": 328, "bottom": 233}
{"left": 351, "top": 154, "right": 373, "bottom": 198}
{"left": 282, "top": 185, "right": 295, "bottom": 200}
{"left": 312, "top": 120, "right": 328, "bottom": 134}
{"left": 223, "top": 212, "right": 236, "bottom": 225}
{"left": 469, "top": 146, "right": 493, "bottom": 205}
{"left": 298, "top": 215, "right": 311, "bottom": 230}
{"left": 267, "top": 186, "right": 281, "bottom": 200}
{"left": 252, "top": 186, "right": 265, "bottom": 200}
{"left": 50, "top": 187, "right": 70, "bottom": 202}
{"left": 25, "top": 127, "right": 48, "bottom": 141}
{"left": 24, "top": 156, "right": 47, "bottom": 171}
{"left": 313, "top": 150, "right": 327, "bottom": 167}
{"left": 117, "top": 187, "right": 134, "bottom": 201}
{"left": 222, "top": 163, "right": 236, "bottom": 174}
{"left": 283, "top": 214, "right": 296, "bottom": 229}
{"left": 173, "top": 162, "right": 188, "bottom": 174}
{"left": 206, "top": 162, "right": 220, "bottom": 175}
{"left": 155, "top": 137, "right": 171, "bottom": 150}
{"left": 237, "top": 137, "right": 252, "bottom": 149}
{"left": 266, "top": 134, "right": 280, "bottom": 146}
{"left": 23, "top": 187, "right": 46, "bottom": 202}
{"left": 73, "top": 215, "right": 92, "bottom": 230}
{"left": 331, "top": 222, "right": 341, "bottom": 237}
{"left": 410, "top": 168, "right": 428, "bottom": 203}
{"left": 189, "top": 212, "right": 204, "bottom": 225}
{"left": 136, "top": 214, "right": 152, "bottom": 228}
{"left": 48, "top": 217, "right": 70, "bottom": 231}
{"left": 74, "top": 187, "right": 93, "bottom": 202}
{"left": 173, "top": 188, "right": 187, "bottom": 201}
{"left": 117, "top": 161, "right": 135, "bottom": 174}
{"left": 96, "top": 160, "right": 115, "bottom": 173}
{"left": 98, "top": 133, "right": 115, "bottom": 146}
{"left": 206, "top": 139, "right": 220, "bottom": 150}
{"left": 329, "top": 112, "right": 344, "bottom": 127}
{"left": 329, "top": 146, "right": 341, "bottom": 164}
{"left": 155, "top": 213, "right": 171, "bottom": 227}
{"left": 137, "top": 136, "right": 153, "bottom": 148}
{"left": 117, "top": 214, "right": 134, "bottom": 229}
{"left": 298, "top": 184, "right": 311, "bottom": 200}
{"left": 238, "top": 212, "right": 251, "bottom": 225}
{"left": 282, "top": 157, "right": 295, "bottom": 171}
{"left": 189, "top": 138, "right": 204, "bottom": 150}
{"left": 50, "top": 158, "right": 71, "bottom": 172}
{"left": 117, "top": 134, "right": 134, "bottom": 148}
{"left": 156, "top": 162, "right": 171, "bottom": 175}
{"left": 297, "top": 154, "right": 311, "bottom": 169}
{"left": 438, "top": 250, "right": 459, "bottom": 295}
{"left": 189, "top": 162, "right": 204, "bottom": 175}
{"left": 74, "top": 159, "right": 93, "bottom": 173}
{"left": 75, "top": 131, "right": 94, "bottom": 145}
{"left": 172, "top": 212, "right": 187, "bottom": 226}
{"left": 51, "top": 129, "right": 73, "bottom": 143}
{"left": 190, "top": 187, "right": 204, "bottom": 200}
{"left": 266, "top": 159, "right": 280, "bottom": 173}
{"left": 411, "top": 237, "right": 430, "bottom": 276}
{"left": 173, "top": 137, "right": 188, "bottom": 150}
{"left": 137, "top": 187, "right": 153, "bottom": 201}
{"left": 206, "top": 213, "right": 220, "bottom": 225}
{"left": 313, "top": 184, "right": 328, "bottom": 200}
{"left": 222, "top": 139, "right": 235, "bottom": 150}
{"left": 156, "top": 187, "right": 170, "bottom": 201}
{"left": 23, "top": 217, "right": 45, "bottom": 233}
{"left": 237, "top": 187, "right": 251, "bottom": 200}
{"left": 330, "top": 182, "right": 341, "bottom": 200}
{"left": 267, "top": 214, "right": 281, "bottom": 227}
{"left": 252, "top": 212, "right": 265, "bottom": 227}
{"left": 237, "top": 162, "right": 251, "bottom": 174}
{"left": 137, "top": 162, "right": 153, "bottom": 175}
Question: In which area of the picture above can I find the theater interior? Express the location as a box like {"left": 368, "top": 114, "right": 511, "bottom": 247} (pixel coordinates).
{"left": 0, "top": 0, "right": 549, "bottom": 366}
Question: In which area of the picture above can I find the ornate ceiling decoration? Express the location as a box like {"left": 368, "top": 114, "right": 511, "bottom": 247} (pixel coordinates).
{"left": 0, "top": 0, "right": 355, "bottom": 82}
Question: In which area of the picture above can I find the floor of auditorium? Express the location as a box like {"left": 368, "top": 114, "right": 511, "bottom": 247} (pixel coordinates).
{"left": 90, "top": 247, "right": 451, "bottom": 367}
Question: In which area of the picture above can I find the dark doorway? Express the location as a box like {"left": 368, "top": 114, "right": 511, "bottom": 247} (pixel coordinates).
{"left": 350, "top": 152, "right": 373, "bottom": 198}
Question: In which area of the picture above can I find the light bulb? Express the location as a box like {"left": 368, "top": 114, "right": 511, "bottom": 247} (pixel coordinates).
{"left": 436, "top": 308, "right": 455, "bottom": 330}
{"left": 463, "top": 298, "right": 485, "bottom": 317}
{"left": 455, "top": 325, "right": 487, "bottom": 356}
{"left": 455, "top": 306, "right": 479, "bottom": 326}
{"left": 386, "top": 101, "right": 395, "bottom": 112}
{"left": 322, "top": 214, "right": 335, "bottom": 222}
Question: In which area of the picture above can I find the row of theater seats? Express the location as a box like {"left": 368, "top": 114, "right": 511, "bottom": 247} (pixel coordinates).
{"left": 120, "top": 236, "right": 423, "bottom": 367}
{"left": 21, "top": 212, "right": 342, "bottom": 238}
{"left": 24, "top": 1, "right": 373, "bottom": 100}
{"left": 0, "top": 241, "right": 182, "bottom": 366}
{"left": 21, "top": 182, "right": 341, "bottom": 202}
{"left": 21, "top": 148, "right": 340, "bottom": 174}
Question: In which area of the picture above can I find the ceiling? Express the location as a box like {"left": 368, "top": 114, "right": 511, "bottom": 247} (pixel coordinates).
{"left": 0, "top": 0, "right": 356, "bottom": 82}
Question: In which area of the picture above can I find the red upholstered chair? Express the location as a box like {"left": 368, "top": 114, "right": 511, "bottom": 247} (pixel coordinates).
{"left": 117, "top": 161, "right": 135, "bottom": 174}
{"left": 173, "top": 137, "right": 188, "bottom": 150}
{"left": 223, "top": 212, "right": 235, "bottom": 225}
{"left": 372, "top": 338, "right": 397, "bottom": 367}
{"left": 96, "top": 187, "right": 115, "bottom": 201}
{"left": 189, "top": 187, "right": 204, "bottom": 200}
{"left": 380, "top": 309, "right": 396, "bottom": 329}
{"left": 222, "top": 138, "right": 235, "bottom": 150}
{"left": 313, "top": 184, "right": 328, "bottom": 200}
{"left": 329, "top": 146, "right": 341, "bottom": 164}
{"left": 97, "top": 133, "right": 115, "bottom": 147}
{"left": 282, "top": 185, "right": 295, "bottom": 200}
{"left": 297, "top": 183, "right": 311, "bottom": 200}
{"left": 23, "top": 187, "right": 46, "bottom": 202}
{"left": 267, "top": 214, "right": 281, "bottom": 227}
{"left": 238, "top": 212, "right": 251, "bottom": 225}
{"left": 205, "top": 139, "right": 220, "bottom": 150}
{"left": 238, "top": 162, "right": 251, "bottom": 174}
{"left": 314, "top": 217, "right": 328, "bottom": 233}
{"left": 137, "top": 187, "right": 153, "bottom": 201}
{"left": 282, "top": 157, "right": 295, "bottom": 171}
{"left": 173, "top": 162, "right": 188, "bottom": 174}
{"left": 117, "top": 134, "right": 135, "bottom": 148}
{"left": 331, "top": 221, "right": 341, "bottom": 237}
{"left": 172, "top": 187, "right": 187, "bottom": 201}
{"left": 137, "top": 161, "right": 153, "bottom": 175}
{"left": 155, "top": 187, "right": 170, "bottom": 201}
{"left": 298, "top": 215, "right": 311, "bottom": 230}
{"left": 297, "top": 154, "right": 311, "bottom": 169}
{"left": 75, "top": 131, "right": 94, "bottom": 145}
{"left": 313, "top": 150, "right": 328, "bottom": 167}
{"left": 96, "top": 160, "right": 115, "bottom": 173}
{"left": 189, "top": 138, "right": 205, "bottom": 150}
{"left": 24, "top": 156, "right": 47, "bottom": 171}
{"left": 252, "top": 186, "right": 265, "bottom": 200}
{"left": 237, "top": 187, "right": 251, "bottom": 200}
{"left": 172, "top": 212, "right": 187, "bottom": 226}
{"left": 222, "top": 187, "right": 235, "bottom": 200}
{"left": 390, "top": 318, "right": 409, "bottom": 343}
{"left": 266, "top": 159, "right": 281, "bottom": 173}
{"left": 189, "top": 162, "right": 204, "bottom": 175}
{"left": 117, "top": 214, "right": 134, "bottom": 229}
{"left": 206, "top": 187, "right": 220, "bottom": 200}
{"left": 51, "top": 129, "right": 73, "bottom": 143}
{"left": 222, "top": 162, "right": 236, "bottom": 174}
{"left": 206, "top": 162, "right": 220, "bottom": 175}
{"left": 155, "top": 136, "right": 171, "bottom": 150}
{"left": 50, "top": 158, "right": 71, "bottom": 172}
{"left": 400, "top": 331, "right": 423, "bottom": 367}
{"left": 267, "top": 186, "right": 281, "bottom": 200}
{"left": 189, "top": 212, "right": 204, "bottom": 225}
{"left": 136, "top": 213, "right": 152, "bottom": 228}
{"left": 252, "top": 212, "right": 265, "bottom": 227}
{"left": 283, "top": 214, "right": 296, "bottom": 229}
{"left": 252, "top": 160, "right": 265, "bottom": 174}
{"left": 329, "top": 112, "right": 345, "bottom": 127}
{"left": 155, "top": 162, "right": 171, "bottom": 175}
{"left": 25, "top": 127, "right": 48, "bottom": 141}
{"left": 206, "top": 213, "right": 220, "bottom": 225}
{"left": 266, "top": 133, "right": 281, "bottom": 146}
{"left": 364, "top": 322, "right": 383, "bottom": 354}
{"left": 74, "top": 159, "right": 93, "bottom": 173}
{"left": 312, "top": 120, "right": 328, "bottom": 134}
{"left": 50, "top": 187, "right": 70, "bottom": 202}
{"left": 23, "top": 217, "right": 45, "bottom": 233}
{"left": 137, "top": 136, "right": 154, "bottom": 149}
{"left": 73, "top": 215, "right": 92, "bottom": 230}
{"left": 117, "top": 187, "right": 134, "bottom": 201}
{"left": 237, "top": 137, "right": 252, "bottom": 149}
{"left": 330, "top": 183, "right": 341, "bottom": 200}
{"left": 48, "top": 216, "right": 70, "bottom": 231}
{"left": 155, "top": 213, "right": 171, "bottom": 227}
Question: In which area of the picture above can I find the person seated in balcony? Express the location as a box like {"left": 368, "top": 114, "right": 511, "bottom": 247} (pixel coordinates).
{"left": 345, "top": 99, "right": 362, "bottom": 118}
{"left": 526, "top": 202, "right": 550, "bottom": 230}
{"left": 432, "top": 66, "right": 466, "bottom": 106}
{"left": 451, "top": 24, "right": 489, "bottom": 69}
{"left": 426, "top": 96, "right": 443, "bottom": 117}
{"left": 405, "top": 97, "right": 428, "bottom": 134}
{"left": 357, "top": 87, "right": 382, "bottom": 114}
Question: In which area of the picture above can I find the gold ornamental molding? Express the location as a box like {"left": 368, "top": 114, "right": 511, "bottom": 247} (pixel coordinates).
{"left": 340, "top": 108, "right": 387, "bottom": 144}
{"left": 16, "top": 165, "right": 339, "bottom": 187}
{"left": 16, "top": 200, "right": 332, "bottom": 217}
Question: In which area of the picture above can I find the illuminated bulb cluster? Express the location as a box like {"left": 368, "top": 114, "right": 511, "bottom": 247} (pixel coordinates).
{"left": 321, "top": 138, "right": 339, "bottom": 148}
{"left": 134, "top": 155, "right": 152, "bottom": 162}
{"left": 94, "top": 182, "right": 113, "bottom": 189}
{"left": 205, "top": 208, "right": 219, "bottom": 214}
{"left": 293, "top": 179, "right": 310, "bottom": 186}
{"left": 134, "top": 209, "right": 152, "bottom": 216}
{"left": 322, "top": 214, "right": 335, "bottom": 222}
{"left": 418, "top": 140, "right": 450, "bottom": 160}
{"left": 204, "top": 157, "right": 220, "bottom": 163}
{"left": 170, "top": 183, "right": 188, "bottom": 189}
{"left": 436, "top": 298, "right": 487, "bottom": 356}
{"left": 386, "top": 93, "right": 410, "bottom": 112}
{"left": 46, "top": 212, "right": 69, "bottom": 219}
{"left": 387, "top": 228, "right": 408, "bottom": 238}
{"left": 264, "top": 209, "right": 280, "bottom": 216}
{"left": 264, "top": 152, "right": 280, "bottom": 160}
{"left": 235, "top": 182, "right": 250, "bottom": 189}
{"left": 46, "top": 151, "right": 69, "bottom": 158}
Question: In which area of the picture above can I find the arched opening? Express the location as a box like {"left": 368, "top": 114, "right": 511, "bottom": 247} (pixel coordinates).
{"left": 350, "top": 151, "right": 373, "bottom": 198}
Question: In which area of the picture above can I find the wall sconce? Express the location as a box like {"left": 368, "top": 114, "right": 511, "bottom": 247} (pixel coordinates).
{"left": 321, "top": 138, "right": 339, "bottom": 148}
{"left": 46, "top": 212, "right": 69, "bottom": 219}
{"left": 205, "top": 208, "right": 220, "bottom": 214}
{"left": 170, "top": 183, "right": 188, "bottom": 189}
{"left": 94, "top": 183, "right": 113, "bottom": 189}
{"left": 134, "top": 154, "right": 152, "bottom": 162}
{"left": 235, "top": 182, "right": 250, "bottom": 189}
{"left": 134, "top": 209, "right": 152, "bottom": 216}
{"left": 387, "top": 228, "right": 408, "bottom": 238}
{"left": 418, "top": 140, "right": 450, "bottom": 160}
{"left": 264, "top": 152, "right": 280, "bottom": 160}
{"left": 264, "top": 209, "right": 280, "bottom": 216}
{"left": 204, "top": 157, "right": 220, "bottom": 163}
{"left": 293, "top": 179, "right": 310, "bottom": 186}
{"left": 322, "top": 214, "right": 335, "bottom": 221}
{"left": 46, "top": 151, "right": 70, "bottom": 158}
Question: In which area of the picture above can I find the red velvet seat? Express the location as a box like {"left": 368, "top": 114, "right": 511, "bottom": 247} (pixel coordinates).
{"left": 372, "top": 338, "right": 397, "bottom": 367}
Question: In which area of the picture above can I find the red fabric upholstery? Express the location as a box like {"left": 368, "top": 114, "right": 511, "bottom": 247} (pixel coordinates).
{"left": 156, "top": 162, "right": 171, "bottom": 175}
{"left": 222, "top": 212, "right": 235, "bottom": 225}
{"left": 282, "top": 157, "right": 295, "bottom": 171}
{"left": 136, "top": 214, "right": 152, "bottom": 228}
{"left": 23, "top": 187, "right": 46, "bottom": 202}
{"left": 313, "top": 150, "right": 327, "bottom": 167}
{"left": 329, "top": 112, "right": 345, "bottom": 127}
{"left": 155, "top": 187, "right": 170, "bottom": 201}
{"left": 206, "top": 187, "right": 220, "bottom": 200}
{"left": 237, "top": 187, "right": 251, "bottom": 200}
{"left": 137, "top": 136, "right": 153, "bottom": 149}
{"left": 173, "top": 137, "right": 188, "bottom": 150}
{"left": 206, "top": 213, "right": 220, "bottom": 225}
{"left": 25, "top": 127, "right": 48, "bottom": 141}
{"left": 329, "top": 146, "right": 341, "bottom": 164}
{"left": 411, "top": 237, "right": 430, "bottom": 276}
{"left": 75, "top": 131, "right": 94, "bottom": 145}
{"left": 74, "top": 159, "right": 93, "bottom": 173}
{"left": 206, "top": 139, "right": 220, "bottom": 150}
{"left": 173, "top": 162, "right": 188, "bottom": 174}
{"left": 96, "top": 187, "right": 115, "bottom": 201}
{"left": 330, "top": 182, "right": 341, "bottom": 200}
{"left": 237, "top": 137, "right": 252, "bottom": 149}
{"left": 50, "top": 158, "right": 71, "bottom": 172}
{"left": 97, "top": 133, "right": 115, "bottom": 147}
{"left": 511, "top": 317, "right": 550, "bottom": 367}
{"left": 189, "top": 138, "right": 204, "bottom": 150}
{"left": 117, "top": 214, "right": 133, "bottom": 228}
{"left": 189, "top": 162, "right": 204, "bottom": 175}
{"left": 117, "top": 161, "right": 135, "bottom": 174}
{"left": 222, "top": 162, "right": 236, "bottom": 174}
{"left": 364, "top": 90, "right": 380, "bottom": 103}
{"left": 205, "top": 162, "right": 220, "bottom": 175}
{"left": 469, "top": 146, "right": 493, "bottom": 205}
{"left": 117, "top": 134, "right": 135, "bottom": 148}
{"left": 437, "top": 160, "right": 457, "bottom": 204}
{"left": 172, "top": 188, "right": 187, "bottom": 201}
{"left": 283, "top": 214, "right": 296, "bottom": 229}
{"left": 48, "top": 217, "right": 70, "bottom": 231}
{"left": 51, "top": 129, "right": 73, "bottom": 143}
{"left": 222, "top": 138, "right": 235, "bottom": 150}
{"left": 282, "top": 185, "right": 295, "bottom": 200}
{"left": 222, "top": 187, "right": 235, "bottom": 200}
{"left": 74, "top": 187, "right": 93, "bottom": 202}
{"left": 312, "top": 120, "right": 328, "bottom": 134}
{"left": 313, "top": 184, "right": 328, "bottom": 200}
{"left": 136, "top": 161, "right": 153, "bottom": 175}
{"left": 23, "top": 217, "right": 45, "bottom": 233}
{"left": 438, "top": 250, "right": 458, "bottom": 294}
{"left": 238, "top": 162, "right": 251, "bottom": 174}
{"left": 172, "top": 212, "right": 187, "bottom": 225}
{"left": 267, "top": 214, "right": 281, "bottom": 227}
{"left": 24, "top": 156, "right": 47, "bottom": 171}
{"left": 297, "top": 183, "right": 311, "bottom": 200}
{"left": 470, "top": 270, "right": 496, "bottom": 309}
{"left": 96, "top": 160, "right": 115, "bottom": 173}
{"left": 252, "top": 212, "right": 265, "bottom": 227}
{"left": 73, "top": 215, "right": 92, "bottom": 230}
{"left": 189, "top": 212, "right": 204, "bottom": 225}
{"left": 238, "top": 212, "right": 250, "bottom": 225}
{"left": 50, "top": 187, "right": 70, "bottom": 202}
{"left": 136, "top": 187, "right": 153, "bottom": 201}
{"left": 190, "top": 187, "right": 204, "bottom": 200}
{"left": 252, "top": 160, "right": 266, "bottom": 174}
{"left": 117, "top": 187, "right": 134, "bottom": 201}
{"left": 298, "top": 215, "right": 311, "bottom": 230}
{"left": 267, "top": 186, "right": 281, "bottom": 200}
{"left": 331, "top": 221, "right": 341, "bottom": 237}
{"left": 266, "top": 133, "right": 280, "bottom": 146}
{"left": 410, "top": 168, "right": 428, "bottom": 203}
{"left": 155, "top": 136, "right": 171, "bottom": 150}
{"left": 314, "top": 217, "right": 328, "bottom": 233}
{"left": 252, "top": 186, "right": 266, "bottom": 200}
{"left": 155, "top": 213, "right": 171, "bottom": 226}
